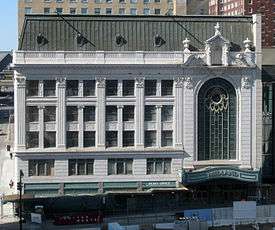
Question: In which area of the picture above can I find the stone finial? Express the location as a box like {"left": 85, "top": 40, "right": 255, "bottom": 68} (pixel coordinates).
{"left": 243, "top": 37, "right": 252, "bottom": 52}
{"left": 214, "top": 22, "right": 221, "bottom": 36}
{"left": 182, "top": 38, "right": 190, "bottom": 51}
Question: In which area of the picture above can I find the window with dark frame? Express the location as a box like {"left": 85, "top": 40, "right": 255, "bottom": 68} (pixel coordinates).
{"left": 147, "top": 158, "right": 171, "bottom": 174}
{"left": 26, "top": 132, "right": 39, "bottom": 148}
{"left": 84, "top": 131, "right": 95, "bottom": 147}
{"left": 68, "top": 159, "right": 94, "bottom": 176}
{"left": 84, "top": 106, "right": 95, "bottom": 122}
{"left": 106, "top": 106, "right": 117, "bottom": 122}
{"left": 145, "top": 130, "right": 156, "bottom": 147}
{"left": 161, "top": 105, "right": 173, "bottom": 122}
{"left": 145, "top": 105, "right": 156, "bottom": 121}
{"left": 83, "top": 80, "right": 96, "bottom": 96}
{"left": 44, "top": 131, "right": 56, "bottom": 148}
{"left": 123, "top": 131, "right": 135, "bottom": 147}
{"left": 123, "top": 105, "right": 135, "bottom": 121}
{"left": 123, "top": 80, "right": 135, "bottom": 96}
{"left": 28, "top": 160, "right": 54, "bottom": 176}
{"left": 106, "top": 80, "right": 118, "bottom": 96}
{"left": 26, "top": 80, "right": 39, "bottom": 96}
{"left": 44, "top": 106, "right": 56, "bottom": 122}
{"left": 27, "top": 106, "right": 39, "bottom": 122}
{"left": 108, "top": 159, "right": 133, "bottom": 175}
{"left": 66, "top": 106, "right": 78, "bottom": 122}
{"left": 145, "top": 80, "right": 157, "bottom": 96}
{"left": 67, "top": 131, "right": 79, "bottom": 148}
{"left": 44, "top": 80, "right": 56, "bottom": 96}
{"left": 161, "top": 130, "right": 173, "bottom": 147}
{"left": 161, "top": 80, "right": 173, "bottom": 96}
{"left": 66, "top": 80, "right": 79, "bottom": 96}
{"left": 106, "top": 131, "right": 118, "bottom": 147}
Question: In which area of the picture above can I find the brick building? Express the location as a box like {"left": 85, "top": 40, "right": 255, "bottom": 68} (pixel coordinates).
{"left": 209, "top": 0, "right": 275, "bottom": 47}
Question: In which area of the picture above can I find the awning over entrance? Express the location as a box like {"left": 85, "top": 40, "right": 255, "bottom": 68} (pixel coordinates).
{"left": 183, "top": 166, "right": 260, "bottom": 184}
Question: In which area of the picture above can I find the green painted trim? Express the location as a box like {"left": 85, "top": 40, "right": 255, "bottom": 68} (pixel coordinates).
{"left": 183, "top": 167, "right": 260, "bottom": 184}
{"left": 64, "top": 183, "right": 99, "bottom": 189}
{"left": 24, "top": 183, "right": 60, "bottom": 190}
{"left": 103, "top": 182, "right": 138, "bottom": 189}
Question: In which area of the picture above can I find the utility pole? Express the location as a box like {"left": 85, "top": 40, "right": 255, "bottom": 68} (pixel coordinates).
{"left": 17, "top": 170, "right": 24, "bottom": 230}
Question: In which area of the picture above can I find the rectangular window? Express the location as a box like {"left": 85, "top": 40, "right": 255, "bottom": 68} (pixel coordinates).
{"left": 106, "top": 80, "right": 118, "bottom": 96}
{"left": 25, "top": 7, "right": 32, "bottom": 14}
{"left": 119, "top": 8, "right": 125, "bottom": 15}
{"left": 106, "top": 8, "right": 112, "bottom": 14}
{"left": 145, "top": 131, "right": 156, "bottom": 147}
{"left": 66, "top": 106, "right": 78, "bottom": 122}
{"left": 84, "top": 131, "right": 95, "bottom": 147}
{"left": 130, "top": 0, "right": 137, "bottom": 3}
{"left": 26, "top": 80, "right": 39, "bottom": 96}
{"left": 44, "top": 106, "right": 56, "bottom": 122}
{"left": 27, "top": 106, "right": 39, "bottom": 122}
{"left": 145, "top": 80, "right": 157, "bottom": 96}
{"left": 83, "top": 80, "right": 95, "bottom": 96}
{"left": 161, "top": 80, "right": 173, "bottom": 96}
{"left": 123, "top": 105, "right": 135, "bottom": 121}
{"left": 67, "top": 131, "right": 78, "bottom": 148}
{"left": 147, "top": 158, "right": 171, "bottom": 174}
{"left": 44, "top": 8, "right": 51, "bottom": 14}
{"left": 84, "top": 106, "right": 95, "bottom": 122}
{"left": 66, "top": 80, "right": 78, "bottom": 96}
{"left": 123, "top": 80, "right": 135, "bottom": 96}
{"left": 44, "top": 80, "right": 56, "bottom": 96}
{"left": 106, "top": 131, "right": 118, "bottom": 147}
{"left": 161, "top": 130, "right": 173, "bottom": 147}
{"left": 161, "top": 105, "right": 173, "bottom": 122}
{"left": 123, "top": 131, "right": 135, "bottom": 147}
{"left": 29, "top": 160, "right": 54, "bottom": 176}
{"left": 44, "top": 131, "right": 56, "bottom": 148}
{"left": 108, "top": 159, "right": 133, "bottom": 175}
{"left": 68, "top": 159, "right": 94, "bottom": 176}
{"left": 81, "top": 8, "right": 88, "bottom": 14}
{"left": 26, "top": 132, "right": 39, "bottom": 148}
{"left": 70, "top": 8, "right": 77, "bottom": 14}
{"left": 155, "top": 8, "right": 161, "bottom": 14}
{"left": 56, "top": 8, "right": 63, "bottom": 14}
{"left": 145, "top": 105, "right": 156, "bottom": 121}
{"left": 143, "top": 8, "right": 150, "bottom": 15}
{"left": 106, "top": 106, "right": 117, "bottom": 122}
{"left": 144, "top": 0, "right": 150, "bottom": 3}
{"left": 94, "top": 8, "right": 101, "bottom": 14}
{"left": 130, "top": 8, "right": 137, "bottom": 15}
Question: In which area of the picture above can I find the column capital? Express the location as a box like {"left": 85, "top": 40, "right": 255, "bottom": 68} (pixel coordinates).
{"left": 174, "top": 77, "right": 184, "bottom": 88}
{"left": 96, "top": 77, "right": 106, "bottom": 88}
{"left": 184, "top": 77, "right": 194, "bottom": 90}
{"left": 15, "top": 76, "right": 26, "bottom": 87}
{"left": 78, "top": 105, "right": 85, "bottom": 110}
{"left": 135, "top": 77, "right": 145, "bottom": 88}
{"left": 56, "top": 77, "right": 66, "bottom": 88}
{"left": 117, "top": 105, "right": 124, "bottom": 109}
{"left": 155, "top": 105, "right": 163, "bottom": 109}
{"left": 38, "top": 105, "right": 45, "bottom": 110}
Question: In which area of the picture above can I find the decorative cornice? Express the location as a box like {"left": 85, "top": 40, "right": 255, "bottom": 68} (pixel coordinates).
{"left": 56, "top": 77, "right": 66, "bottom": 88}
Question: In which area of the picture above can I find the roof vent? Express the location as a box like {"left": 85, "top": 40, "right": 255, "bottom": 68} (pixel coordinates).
{"left": 76, "top": 33, "right": 88, "bottom": 47}
{"left": 154, "top": 35, "right": 165, "bottom": 47}
{"left": 115, "top": 35, "right": 127, "bottom": 47}
{"left": 36, "top": 33, "right": 48, "bottom": 46}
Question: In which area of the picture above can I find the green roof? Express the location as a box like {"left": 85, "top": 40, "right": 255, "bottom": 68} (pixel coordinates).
{"left": 19, "top": 15, "right": 254, "bottom": 52}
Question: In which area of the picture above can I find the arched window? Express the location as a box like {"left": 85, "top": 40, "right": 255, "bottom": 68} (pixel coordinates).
{"left": 198, "top": 78, "right": 236, "bottom": 160}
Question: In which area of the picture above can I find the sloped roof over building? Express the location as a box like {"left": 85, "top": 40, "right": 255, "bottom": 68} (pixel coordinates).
{"left": 0, "top": 51, "right": 12, "bottom": 72}
{"left": 19, "top": 15, "right": 254, "bottom": 52}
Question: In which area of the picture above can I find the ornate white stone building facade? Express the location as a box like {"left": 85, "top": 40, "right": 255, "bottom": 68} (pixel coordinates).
{"left": 12, "top": 15, "right": 262, "bottom": 198}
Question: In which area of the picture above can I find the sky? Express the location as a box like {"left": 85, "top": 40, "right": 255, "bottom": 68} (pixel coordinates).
{"left": 0, "top": 0, "right": 17, "bottom": 51}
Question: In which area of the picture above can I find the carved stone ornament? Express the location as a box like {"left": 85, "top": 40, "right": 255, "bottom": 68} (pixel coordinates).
{"left": 135, "top": 77, "right": 144, "bottom": 88}
{"left": 16, "top": 77, "right": 26, "bottom": 87}
{"left": 38, "top": 105, "right": 45, "bottom": 110}
{"left": 241, "top": 77, "right": 252, "bottom": 89}
{"left": 175, "top": 77, "right": 185, "bottom": 88}
{"left": 56, "top": 77, "right": 66, "bottom": 88}
{"left": 184, "top": 77, "right": 194, "bottom": 90}
{"left": 78, "top": 105, "right": 85, "bottom": 109}
{"left": 96, "top": 77, "right": 106, "bottom": 88}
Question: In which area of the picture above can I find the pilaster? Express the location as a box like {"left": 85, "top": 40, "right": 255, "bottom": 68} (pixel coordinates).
{"left": 156, "top": 105, "right": 162, "bottom": 147}
{"left": 96, "top": 77, "right": 106, "bottom": 149}
{"left": 38, "top": 105, "right": 45, "bottom": 149}
{"left": 79, "top": 80, "right": 84, "bottom": 97}
{"left": 78, "top": 105, "right": 84, "bottom": 148}
{"left": 56, "top": 77, "right": 66, "bottom": 149}
{"left": 135, "top": 77, "right": 144, "bottom": 149}
{"left": 39, "top": 80, "right": 43, "bottom": 97}
{"left": 174, "top": 77, "right": 184, "bottom": 149}
{"left": 118, "top": 80, "right": 123, "bottom": 97}
{"left": 14, "top": 72, "right": 26, "bottom": 150}
{"left": 117, "top": 105, "right": 124, "bottom": 147}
